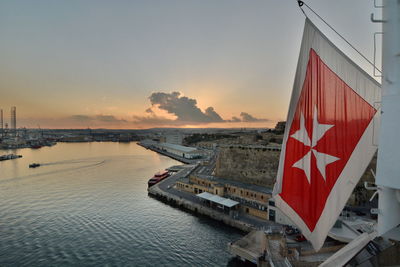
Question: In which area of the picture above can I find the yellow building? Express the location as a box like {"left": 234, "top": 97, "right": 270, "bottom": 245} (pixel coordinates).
{"left": 176, "top": 174, "right": 272, "bottom": 220}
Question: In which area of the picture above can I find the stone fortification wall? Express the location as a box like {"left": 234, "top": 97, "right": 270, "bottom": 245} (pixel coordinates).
{"left": 215, "top": 145, "right": 280, "bottom": 187}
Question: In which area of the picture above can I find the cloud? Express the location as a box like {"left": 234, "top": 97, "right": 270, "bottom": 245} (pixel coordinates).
{"left": 95, "top": 115, "right": 127, "bottom": 123}
{"left": 70, "top": 115, "right": 93, "bottom": 121}
{"left": 70, "top": 114, "right": 127, "bottom": 123}
{"left": 227, "top": 113, "right": 268, "bottom": 123}
{"left": 67, "top": 92, "right": 269, "bottom": 128}
{"left": 204, "top": 107, "right": 224, "bottom": 122}
{"left": 230, "top": 116, "right": 241, "bottom": 122}
{"left": 149, "top": 91, "right": 224, "bottom": 123}
{"left": 239, "top": 112, "right": 268, "bottom": 122}
{"left": 132, "top": 114, "right": 182, "bottom": 126}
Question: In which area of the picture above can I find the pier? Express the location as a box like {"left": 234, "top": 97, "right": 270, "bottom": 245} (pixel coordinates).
{"left": 138, "top": 142, "right": 197, "bottom": 164}
{"left": 0, "top": 154, "right": 22, "bottom": 161}
{"left": 147, "top": 165, "right": 278, "bottom": 233}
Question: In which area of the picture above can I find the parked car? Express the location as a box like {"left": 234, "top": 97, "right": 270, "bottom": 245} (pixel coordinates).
{"left": 295, "top": 234, "right": 306, "bottom": 242}
{"left": 285, "top": 225, "right": 300, "bottom": 235}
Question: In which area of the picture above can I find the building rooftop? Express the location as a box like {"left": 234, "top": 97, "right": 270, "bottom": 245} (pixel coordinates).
{"left": 159, "top": 142, "right": 197, "bottom": 153}
{"left": 217, "top": 143, "right": 281, "bottom": 150}
{"left": 197, "top": 192, "right": 239, "bottom": 208}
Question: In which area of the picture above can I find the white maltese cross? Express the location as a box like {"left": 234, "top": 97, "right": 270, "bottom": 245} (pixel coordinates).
{"left": 290, "top": 107, "right": 340, "bottom": 183}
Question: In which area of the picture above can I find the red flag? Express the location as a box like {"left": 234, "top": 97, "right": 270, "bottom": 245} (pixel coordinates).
{"left": 273, "top": 19, "right": 381, "bottom": 250}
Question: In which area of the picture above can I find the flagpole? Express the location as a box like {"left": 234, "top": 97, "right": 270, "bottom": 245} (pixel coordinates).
{"left": 323, "top": 2, "right": 400, "bottom": 263}
{"left": 375, "top": 0, "right": 400, "bottom": 239}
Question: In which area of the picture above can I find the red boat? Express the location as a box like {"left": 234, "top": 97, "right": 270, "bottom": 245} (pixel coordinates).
{"left": 148, "top": 170, "right": 170, "bottom": 187}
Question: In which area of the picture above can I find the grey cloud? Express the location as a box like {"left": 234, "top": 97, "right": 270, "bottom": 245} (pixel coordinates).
{"left": 70, "top": 115, "right": 93, "bottom": 121}
{"left": 146, "top": 91, "right": 269, "bottom": 125}
{"left": 95, "top": 115, "right": 127, "bottom": 123}
{"left": 132, "top": 114, "right": 185, "bottom": 126}
{"left": 230, "top": 116, "right": 241, "bottom": 122}
{"left": 70, "top": 92, "right": 269, "bottom": 128}
{"left": 226, "top": 113, "right": 268, "bottom": 123}
{"left": 204, "top": 107, "right": 224, "bottom": 122}
{"left": 70, "top": 114, "right": 126, "bottom": 123}
{"left": 240, "top": 112, "right": 268, "bottom": 122}
{"left": 149, "top": 91, "right": 224, "bottom": 123}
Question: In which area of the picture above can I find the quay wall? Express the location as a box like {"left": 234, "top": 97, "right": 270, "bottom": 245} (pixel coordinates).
{"left": 148, "top": 185, "right": 254, "bottom": 233}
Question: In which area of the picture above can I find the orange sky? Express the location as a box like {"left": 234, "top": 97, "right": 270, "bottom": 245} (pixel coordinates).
{"left": 0, "top": 1, "right": 381, "bottom": 129}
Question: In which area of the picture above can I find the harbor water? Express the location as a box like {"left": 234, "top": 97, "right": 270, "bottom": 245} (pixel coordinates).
{"left": 0, "top": 142, "right": 243, "bottom": 266}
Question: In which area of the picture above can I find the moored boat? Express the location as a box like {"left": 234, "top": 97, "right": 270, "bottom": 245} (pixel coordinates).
{"left": 148, "top": 170, "right": 169, "bottom": 187}
{"left": 0, "top": 154, "right": 22, "bottom": 161}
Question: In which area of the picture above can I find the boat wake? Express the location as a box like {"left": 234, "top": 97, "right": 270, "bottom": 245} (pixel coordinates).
{"left": 0, "top": 159, "right": 106, "bottom": 185}
{"left": 40, "top": 158, "right": 106, "bottom": 166}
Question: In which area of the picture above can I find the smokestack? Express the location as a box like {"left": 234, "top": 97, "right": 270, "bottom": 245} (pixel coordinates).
{"left": 0, "top": 109, "right": 3, "bottom": 137}
{"left": 10, "top": 106, "right": 16, "bottom": 136}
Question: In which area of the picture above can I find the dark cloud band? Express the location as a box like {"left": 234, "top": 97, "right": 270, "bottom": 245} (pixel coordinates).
{"left": 70, "top": 91, "right": 268, "bottom": 127}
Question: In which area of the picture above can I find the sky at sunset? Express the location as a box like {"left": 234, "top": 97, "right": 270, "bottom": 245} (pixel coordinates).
{"left": 0, "top": 0, "right": 382, "bottom": 129}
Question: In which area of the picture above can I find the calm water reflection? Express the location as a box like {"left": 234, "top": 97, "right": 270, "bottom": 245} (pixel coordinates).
{"left": 0, "top": 142, "right": 243, "bottom": 266}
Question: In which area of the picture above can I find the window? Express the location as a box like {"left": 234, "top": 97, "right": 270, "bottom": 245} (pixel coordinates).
{"left": 269, "top": 209, "right": 275, "bottom": 215}
{"left": 269, "top": 209, "right": 276, "bottom": 222}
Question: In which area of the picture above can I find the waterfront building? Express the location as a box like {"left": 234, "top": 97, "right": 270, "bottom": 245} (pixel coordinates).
{"left": 153, "top": 142, "right": 203, "bottom": 159}
{"left": 165, "top": 133, "right": 183, "bottom": 145}
{"left": 266, "top": 198, "right": 295, "bottom": 226}
{"left": 176, "top": 173, "right": 272, "bottom": 220}
{"left": 197, "top": 192, "right": 240, "bottom": 216}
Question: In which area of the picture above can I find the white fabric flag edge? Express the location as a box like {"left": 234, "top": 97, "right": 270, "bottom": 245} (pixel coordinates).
{"left": 273, "top": 18, "right": 381, "bottom": 251}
